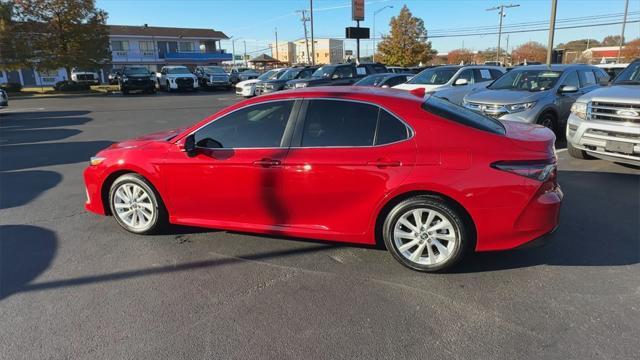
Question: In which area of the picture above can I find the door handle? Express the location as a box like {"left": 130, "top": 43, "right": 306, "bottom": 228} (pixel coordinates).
{"left": 367, "top": 159, "right": 401, "bottom": 167}
{"left": 253, "top": 158, "right": 281, "bottom": 167}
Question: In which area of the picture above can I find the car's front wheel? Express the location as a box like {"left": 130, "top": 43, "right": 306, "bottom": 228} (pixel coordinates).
{"left": 383, "top": 196, "right": 470, "bottom": 272}
{"left": 109, "top": 174, "right": 167, "bottom": 234}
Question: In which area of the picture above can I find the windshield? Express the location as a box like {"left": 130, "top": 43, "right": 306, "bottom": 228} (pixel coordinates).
{"left": 355, "top": 75, "right": 385, "bottom": 86}
{"left": 167, "top": 67, "right": 191, "bottom": 74}
{"left": 422, "top": 96, "right": 506, "bottom": 135}
{"left": 613, "top": 62, "right": 640, "bottom": 84}
{"left": 258, "top": 69, "right": 284, "bottom": 81}
{"left": 489, "top": 69, "right": 562, "bottom": 91}
{"left": 312, "top": 65, "right": 336, "bottom": 78}
{"left": 279, "top": 69, "right": 302, "bottom": 80}
{"left": 124, "top": 67, "right": 150, "bottom": 75}
{"left": 202, "top": 66, "right": 226, "bottom": 74}
{"left": 408, "top": 67, "right": 459, "bottom": 85}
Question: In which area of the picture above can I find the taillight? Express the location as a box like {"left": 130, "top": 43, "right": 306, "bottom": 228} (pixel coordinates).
{"left": 491, "top": 159, "right": 557, "bottom": 182}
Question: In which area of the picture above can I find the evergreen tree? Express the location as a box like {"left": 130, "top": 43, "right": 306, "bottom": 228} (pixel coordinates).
{"left": 376, "top": 5, "right": 436, "bottom": 66}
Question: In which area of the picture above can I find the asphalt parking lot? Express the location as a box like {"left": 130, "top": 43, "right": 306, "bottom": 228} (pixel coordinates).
{"left": 1, "top": 92, "right": 638, "bottom": 359}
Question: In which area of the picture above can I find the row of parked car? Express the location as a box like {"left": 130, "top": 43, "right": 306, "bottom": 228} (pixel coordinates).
{"left": 235, "top": 59, "right": 639, "bottom": 167}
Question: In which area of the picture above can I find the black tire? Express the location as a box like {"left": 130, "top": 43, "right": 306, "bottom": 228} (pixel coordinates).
{"left": 122, "top": 88, "right": 129, "bottom": 95}
{"left": 536, "top": 111, "right": 559, "bottom": 135}
{"left": 108, "top": 174, "right": 167, "bottom": 234}
{"left": 166, "top": 81, "right": 172, "bottom": 92}
{"left": 383, "top": 195, "right": 470, "bottom": 272}
{"left": 567, "top": 142, "right": 593, "bottom": 160}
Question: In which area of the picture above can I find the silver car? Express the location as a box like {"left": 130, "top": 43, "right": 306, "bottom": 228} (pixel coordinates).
{"left": 567, "top": 59, "right": 640, "bottom": 166}
{"left": 463, "top": 64, "right": 609, "bottom": 134}
{"left": 393, "top": 65, "right": 505, "bottom": 105}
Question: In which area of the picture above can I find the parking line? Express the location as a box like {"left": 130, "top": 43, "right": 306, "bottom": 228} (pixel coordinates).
{"left": 556, "top": 148, "right": 567, "bottom": 153}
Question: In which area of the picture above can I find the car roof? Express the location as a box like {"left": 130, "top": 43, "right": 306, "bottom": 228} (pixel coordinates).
{"left": 256, "top": 86, "right": 424, "bottom": 105}
{"left": 512, "top": 64, "right": 597, "bottom": 71}
{"left": 163, "top": 65, "right": 188, "bottom": 69}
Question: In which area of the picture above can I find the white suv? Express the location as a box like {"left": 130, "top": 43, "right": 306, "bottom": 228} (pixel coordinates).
{"left": 567, "top": 59, "right": 640, "bottom": 166}
{"left": 157, "top": 66, "right": 199, "bottom": 92}
{"left": 393, "top": 65, "right": 505, "bottom": 104}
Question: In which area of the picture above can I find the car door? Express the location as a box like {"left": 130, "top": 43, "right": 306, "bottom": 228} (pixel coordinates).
{"left": 281, "top": 99, "right": 416, "bottom": 239}
{"left": 556, "top": 70, "right": 581, "bottom": 120}
{"left": 332, "top": 66, "right": 357, "bottom": 85}
{"left": 161, "top": 100, "right": 299, "bottom": 228}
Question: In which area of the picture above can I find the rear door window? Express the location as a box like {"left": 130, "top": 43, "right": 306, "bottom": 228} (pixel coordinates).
{"left": 474, "top": 69, "right": 494, "bottom": 83}
{"left": 300, "top": 100, "right": 378, "bottom": 147}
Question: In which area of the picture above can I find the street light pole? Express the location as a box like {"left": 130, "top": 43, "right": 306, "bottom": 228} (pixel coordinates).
{"left": 487, "top": 4, "right": 519, "bottom": 63}
{"left": 373, "top": 5, "right": 393, "bottom": 62}
{"left": 310, "top": 0, "right": 315, "bottom": 65}
{"left": 546, "top": 0, "right": 558, "bottom": 66}
{"left": 617, "top": 0, "right": 629, "bottom": 63}
{"left": 243, "top": 40, "right": 247, "bottom": 67}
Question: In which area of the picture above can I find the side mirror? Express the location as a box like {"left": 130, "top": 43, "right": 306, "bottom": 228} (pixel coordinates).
{"left": 598, "top": 77, "right": 610, "bottom": 86}
{"left": 331, "top": 73, "right": 340, "bottom": 80}
{"left": 558, "top": 85, "right": 578, "bottom": 94}
{"left": 183, "top": 134, "right": 197, "bottom": 157}
{"left": 454, "top": 78, "right": 469, "bottom": 86}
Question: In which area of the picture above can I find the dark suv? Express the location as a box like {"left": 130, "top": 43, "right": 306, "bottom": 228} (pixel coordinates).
{"left": 284, "top": 63, "right": 387, "bottom": 89}
{"left": 119, "top": 67, "right": 156, "bottom": 95}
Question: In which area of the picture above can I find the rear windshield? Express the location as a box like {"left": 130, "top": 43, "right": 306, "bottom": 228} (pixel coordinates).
{"left": 422, "top": 96, "right": 506, "bottom": 135}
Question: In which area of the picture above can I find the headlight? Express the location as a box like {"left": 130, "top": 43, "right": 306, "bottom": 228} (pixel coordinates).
{"left": 295, "top": 82, "right": 308, "bottom": 88}
{"left": 571, "top": 101, "right": 588, "bottom": 120}
{"left": 506, "top": 102, "right": 536, "bottom": 113}
{"left": 90, "top": 157, "right": 106, "bottom": 166}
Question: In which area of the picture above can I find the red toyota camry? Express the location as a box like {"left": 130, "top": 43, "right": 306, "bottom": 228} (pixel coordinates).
{"left": 84, "top": 86, "right": 562, "bottom": 272}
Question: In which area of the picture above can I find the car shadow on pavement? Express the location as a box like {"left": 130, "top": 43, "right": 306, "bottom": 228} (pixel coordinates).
{"left": 0, "top": 170, "right": 62, "bottom": 209}
{"left": 0, "top": 110, "right": 91, "bottom": 146}
{"left": 453, "top": 170, "right": 639, "bottom": 273}
{"left": 0, "top": 225, "right": 58, "bottom": 300}
{"left": 0, "top": 140, "right": 114, "bottom": 172}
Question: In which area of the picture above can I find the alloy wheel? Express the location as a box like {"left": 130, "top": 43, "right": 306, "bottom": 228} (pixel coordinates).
{"left": 112, "top": 183, "right": 155, "bottom": 230}
{"left": 393, "top": 208, "right": 458, "bottom": 266}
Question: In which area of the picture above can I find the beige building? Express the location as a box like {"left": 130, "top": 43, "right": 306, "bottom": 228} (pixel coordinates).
{"left": 271, "top": 41, "right": 296, "bottom": 64}
{"left": 293, "top": 38, "right": 344, "bottom": 65}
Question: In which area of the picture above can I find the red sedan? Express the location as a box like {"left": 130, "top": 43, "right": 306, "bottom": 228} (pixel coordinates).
{"left": 84, "top": 87, "right": 562, "bottom": 272}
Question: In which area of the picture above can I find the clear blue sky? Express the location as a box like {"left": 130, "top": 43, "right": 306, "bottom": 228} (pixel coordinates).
{"left": 97, "top": 0, "right": 640, "bottom": 56}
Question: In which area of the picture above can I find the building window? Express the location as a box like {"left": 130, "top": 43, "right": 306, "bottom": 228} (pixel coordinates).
{"left": 179, "top": 42, "right": 194, "bottom": 52}
{"left": 139, "top": 41, "right": 155, "bottom": 56}
{"left": 111, "top": 40, "right": 129, "bottom": 52}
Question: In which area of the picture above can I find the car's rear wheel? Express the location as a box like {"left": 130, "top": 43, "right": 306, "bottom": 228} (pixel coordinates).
{"left": 537, "top": 111, "right": 558, "bottom": 135}
{"left": 109, "top": 174, "right": 167, "bottom": 234}
{"left": 383, "top": 196, "right": 469, "bottom": 272}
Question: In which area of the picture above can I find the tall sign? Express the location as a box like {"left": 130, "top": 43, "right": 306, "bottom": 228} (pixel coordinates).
{"left": 352, "top": 0, "right": 365, "bottom": 21}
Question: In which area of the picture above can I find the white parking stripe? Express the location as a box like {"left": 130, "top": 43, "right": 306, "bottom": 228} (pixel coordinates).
{"left": 556, "top": 148, "right": 568, "bottom": 153}
{"left": 0, "top": 107, "right": 46, "bottom": 113}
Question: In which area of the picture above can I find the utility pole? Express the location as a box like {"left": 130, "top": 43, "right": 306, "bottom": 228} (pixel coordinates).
{"left": 274, "top": 27, "right": 279, "bottom": 61}
{"left": 297, "top": 9, "right": 311, "bottom": 64}
{"left": 310, "top": 0, "right": 315, "bottom": 65}
{"left": 486, "top": 4, "right": 519, "bottom": 62}
{"left": 505, "top": 35, "right": 509, "bottom": 65}
{"left": 373, "top": 5, "right": 393, "bottom": 62}
{"left": 546, "top": 0, "right": 557, "bottom": 65}
{"left": 243, "top": 40, "right": 247, "bottom": 67}
{"left": 617, "top": 0, "right": 629, "bottom": 63}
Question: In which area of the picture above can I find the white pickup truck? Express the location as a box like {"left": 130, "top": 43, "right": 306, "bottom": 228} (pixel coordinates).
{"left": 156, "top": 66, "right": 199, "bottom": 92}
{"left": 71, "top": 68, "right": 100, "bottom": 84}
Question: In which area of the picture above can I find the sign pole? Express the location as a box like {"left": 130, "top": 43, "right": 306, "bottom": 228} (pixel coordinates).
{"left": 356, "top": 20, "right": 360, "bottom": 63}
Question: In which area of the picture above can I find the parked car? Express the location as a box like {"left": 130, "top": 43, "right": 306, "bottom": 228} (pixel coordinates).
{"left": 157, "top": 66, "right": 199, "bottom": 92}
{"left": 195, "top": 66, "right": 232, "bottom": 90}
{"left": 567, "top": 58, "right": 640, "bottom": 166}
{"left": 463, "top": 64, "right": 609, "bottom": 134}
{"left": 393, "top": 65, "right": 504, "bottom": 97}
{"left": 284, "top": 63, "right": 387, "bottom": 89}
{"left": 0, "top": 89, "right": 8, "bottom": 109}
{"left": 596, "top": 62, "right": 629, "bottom": 81}
{"left": 228, "top": 67, "right": 254, "bottom": 84}
{"left": 254, "top": 66, "right": 317, "bottom": 95}
{"left": 387, "top": 66, "right": 412, "bottom": 74}
{"left": 354, "top": 73, "right": 412, "bottom": 88}
{"left": 71, "top": 68, "right": 100, "bottom": 85}
{"left": 108, "top": 68, "right": 123, "bottom": 85}
{"left": 431, "top": 67, "right": 507, "bottom": 105}
{"left": 119, "top": 66, "right": 156, "bottom": 95}
{"left": 84, "top": 87, "right": 562, "bottom": 272}
{"left": 238, "top": 69, "right": 260, "bottom": 82}
{"left": 235, "top": 68, "right": 287, "bottom": 97}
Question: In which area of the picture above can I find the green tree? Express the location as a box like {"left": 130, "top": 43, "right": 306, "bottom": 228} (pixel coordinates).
{"left": 0, "top": 1, "right": 32, "bottom": 70}
{"left": 11, "top": 0, "right": 110, "bottom": 75}
{"left": 376, "top": 5, "right": 436, "bottom": 66}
